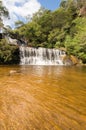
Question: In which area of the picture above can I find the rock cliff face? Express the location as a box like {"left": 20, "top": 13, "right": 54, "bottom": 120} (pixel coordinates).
{"left": 63, "top": 55, "right": 79, "bottom": 66}
{"left": 79, "top": 6, "right": 86, "bottom": 17}
{"left": 6, "top": 37, "right": 18, "bottom": 46}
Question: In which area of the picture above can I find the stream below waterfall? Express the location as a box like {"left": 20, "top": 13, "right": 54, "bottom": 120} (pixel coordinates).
{"left": 0, "top": 65, "right": 86, "bottom": 130}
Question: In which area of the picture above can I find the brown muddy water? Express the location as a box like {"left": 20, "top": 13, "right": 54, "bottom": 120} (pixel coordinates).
{"left": 0, "top": 65, "right": 86, "bottom": 130}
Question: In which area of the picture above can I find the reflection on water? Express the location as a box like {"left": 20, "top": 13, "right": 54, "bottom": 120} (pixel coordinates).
{"left": 0, "top": 65, "right": 86, "bottom": 130}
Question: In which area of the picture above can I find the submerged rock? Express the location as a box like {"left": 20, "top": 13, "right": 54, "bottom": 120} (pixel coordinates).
{"left": 9, "top": 70, "right": 22, "bottom": 75}
{"left": 9, "top": 70, "right": 17, "bottom": 75}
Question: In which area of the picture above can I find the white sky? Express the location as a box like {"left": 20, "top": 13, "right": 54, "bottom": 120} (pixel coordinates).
{"left": 2, "top": 0, "right": 41, "bottom": 28}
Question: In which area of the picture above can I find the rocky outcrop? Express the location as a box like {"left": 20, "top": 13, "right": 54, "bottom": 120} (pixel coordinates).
{"left": 63, "top": 55, "right": 79, "bottom": 65}
{"left": 7, "top": 37, "right": 18, "bottom": 45}
{"left": 79, "top": 6, "right": 86, "bottom": 17}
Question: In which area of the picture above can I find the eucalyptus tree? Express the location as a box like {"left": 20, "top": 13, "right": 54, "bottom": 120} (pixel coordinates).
{"left": 0, "top": 0, "right": 9, "bottom": 32}
{"left": 15, "top": 20, "right": 24, "bottom": 28}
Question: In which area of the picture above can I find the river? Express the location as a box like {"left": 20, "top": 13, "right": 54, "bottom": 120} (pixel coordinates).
{"left": 0, "top": 65, "right": 86, "bottom": 130}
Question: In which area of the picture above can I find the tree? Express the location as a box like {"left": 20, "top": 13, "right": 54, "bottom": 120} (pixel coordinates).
{"left": 15, "top": 20, "right": 24, "bottom": 28}
{"left": 10, "top": 0, "right": 86, "bottom": 63}
{"left": 0, "top": 39, "right": 20, "bottom": 64}
{"left": 0, "top": 1, "right": 9, "bottom": 18}
{"left": 0, "top": 0, "right": 9, "bottom": 32}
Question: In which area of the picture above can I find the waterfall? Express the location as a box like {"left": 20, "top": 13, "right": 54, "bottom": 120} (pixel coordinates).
{"left": 19, "top": 46, "right": 66, "bottom": 65}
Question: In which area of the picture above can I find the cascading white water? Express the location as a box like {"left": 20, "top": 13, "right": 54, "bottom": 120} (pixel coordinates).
{"left": 20, "top": 46, "right": 66, "bottom": 65}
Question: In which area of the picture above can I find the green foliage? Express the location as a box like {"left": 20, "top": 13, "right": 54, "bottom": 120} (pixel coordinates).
{"left": 64, "top": 17, "right": 86, "bottom": 63}
{"left": 0, "top": 0, "right": 9, "bottom": 30}
{"left": 15, "top": 20, "right": 24, "bottom": 28}
{"left": 9, "top": 0, "right": 86, "bottom": 64}
{"left": 0, "top": 39, "right": 20, "bottom": 64}
{"left": 0, "top": 1, "right": 9, "bottom": 18}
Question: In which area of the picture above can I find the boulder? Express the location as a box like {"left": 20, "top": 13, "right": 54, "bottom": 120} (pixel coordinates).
{"left": 63, "top": 55, "right": 79, "bottom": 65}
